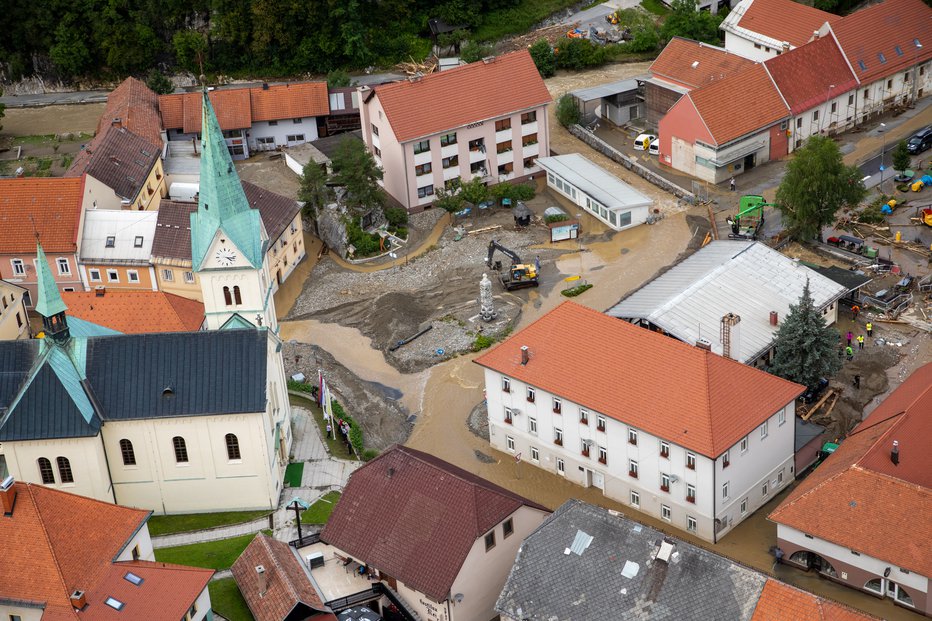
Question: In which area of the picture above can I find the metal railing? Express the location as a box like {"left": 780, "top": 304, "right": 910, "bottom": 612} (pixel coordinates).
{"left": 324, "top": 582, "right": 422, "bottom": 621}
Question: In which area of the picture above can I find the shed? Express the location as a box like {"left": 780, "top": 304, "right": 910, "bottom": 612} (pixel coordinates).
{"left": 795, "top": 417, "right": 828, "bottom": 475}
{"left": 536, "top": 154, "right": 652, "bottom": 231}
{"left": 285, "top": 142, "right": 330, "bottom": 176}
{"left": 569, "top": 78, "right": 643, "bottom": 126}
{"left": 513, "top": 201, "right": 533, "bottom": 227}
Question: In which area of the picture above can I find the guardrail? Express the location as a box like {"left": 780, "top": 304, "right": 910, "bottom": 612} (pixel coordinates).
{"left": 324, "top": 582, "right": 422, "bottom": 620}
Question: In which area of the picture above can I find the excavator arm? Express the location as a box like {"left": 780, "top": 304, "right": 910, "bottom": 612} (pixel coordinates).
{"left": 487, "top": 240, "right": 523, "bottom": 268}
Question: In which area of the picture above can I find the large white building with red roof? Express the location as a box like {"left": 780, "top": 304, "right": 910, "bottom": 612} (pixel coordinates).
{"left": 474, "top": 301, "right": 804, "bottom": 543}
{"left": 770, "top": 362, "right": 932, "bottom": 616}
{"left": 721, "top": 0, "right": 841, "bottom": 62}
{"left": 358, "top": 50, "right": 552, "bottom": 211}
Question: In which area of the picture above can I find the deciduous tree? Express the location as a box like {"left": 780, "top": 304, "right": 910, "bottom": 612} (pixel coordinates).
{"left": 172, "top": 30, "right": 208, "bottom": 73}
{"left": 433, "top": 186, "right": 466, "bottom": 213}
{"left": 460, "top": 176, "right": 490, "bottom": 206}
{"left": 892, "top": 139, "right": 911, "bottom": 173}
{"left": 556, "top": 94, "right": 580, "bottom": 127}
{"left": 146, "top": 70, "right": 174, "bottom": 95}
{"left": 770, "top": 280, "right": 842, "bottom": 390}
{"left": 529, "top": 39, "right": 555, "bottom": 78}
{"left": 329, "top": 138, "right": 383, "bottom": 210}
{"left": 298, "top": 161, "right": 332, "bottom": 219}
{"left": 660, "top": 0, "right": 723, "bottom": 45}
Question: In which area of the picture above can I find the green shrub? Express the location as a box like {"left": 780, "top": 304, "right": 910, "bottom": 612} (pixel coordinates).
{"left": 460, "top": 41, "right": 494, "bottom": 64}
{"left": 489, "top": 182, "right": 535, "bottom": 203}
{"left": 529, "top": 39, "right": 556, "bottom": 78}
{"left": 383, "top": 206, "right": 408, "bottom": 227}
{"left": 545, "top": 213, "right": 569, "bottom": 224}
{"left": 555, "top": 38, "right": 606, "bottom": 71}
{"left": 395, "top": 227, "right": 408, "bottom": 239}
{"left": 331, "top": 399, "right": 364, "bottom": 455}
{"left": 326, "top": 69, "right": 351, "bottom": 88}
{"left": 473, "top": 334, "right": 495, "bottom": 351}
{"left": 561, "top": 283, "right": 593, "bottom": 297}
{"left": 287, "top": 380, "right": 314, "bottom": 393}
{"left": 556, "top": 94, "right": 580, "bottom": 128}
{"left": 362, "top": 448, "right": 380, "bottom": 461}
{"left": 345, "top": 218, "right": 381, "bottom": 257}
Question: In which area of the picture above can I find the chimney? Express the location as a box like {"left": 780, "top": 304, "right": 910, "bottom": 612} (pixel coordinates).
{"left": 769, "top": 311, "right": 779, "bottom": 326}
{"left": 782, "top": 41, "right": 790, "bottom": 53}
{"left": 95, "top": 286, "right": 106, "bottom": 297}
{"left": 813, "top": 30, "right": 820, "bottom": 41}
{"left": 0, "top": 475, "right": 16, "bottom": 516}
{"left": 262, "top": 82, "right": 270, "bottom": 90}
{"left": 70, "top": 590, "right": 87, "bottom": 610}
{"left": 111, "top": 117, "right": 122, "bottom": 129}
{"left": 520, "top": 345, "right": 530, "bottom": 366}
{"left": 720, "top": 313, "right": 742, "bottom": 360}
{"left": 256, "top": 565, "right": 267, "bottom": 596}
{"left": 891, "top": 440, "right": 899, "bottom": 465}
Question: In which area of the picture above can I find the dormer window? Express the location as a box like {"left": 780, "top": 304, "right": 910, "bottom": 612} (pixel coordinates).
{"left": 106, "top": 236, "right": 116, "bottom": 248}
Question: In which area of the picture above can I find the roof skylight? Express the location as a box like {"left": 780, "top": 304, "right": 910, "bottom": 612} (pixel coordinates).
{"left": 124, "top": 572, "right": 143, "bottom": 586}
{"left": 878, "top": 53, "right": 886, "bottom": 64}
{"left": 105, "top": 597, "right": 124, "bottom": 611}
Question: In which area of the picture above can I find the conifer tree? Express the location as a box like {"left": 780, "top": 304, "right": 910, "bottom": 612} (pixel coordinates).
{"left": 770, "top": 280, "right": 842, "bottom": 389}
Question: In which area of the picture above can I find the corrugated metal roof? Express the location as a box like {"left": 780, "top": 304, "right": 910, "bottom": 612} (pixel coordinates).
{"left": 536, "top": 154, "right": 653, "bottom": 212}
{"left": 80, "top": 210, "right": 158, "bottom": 262}
{"left": 607, "top": 241, "right": 847, "bottom": 362}
{"left": 570, "top": 78, "right": 641, "bottom": 103}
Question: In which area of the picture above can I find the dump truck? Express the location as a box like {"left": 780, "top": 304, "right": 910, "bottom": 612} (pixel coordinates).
{"left": 486, "top": 240, "right": 539, "bottom": 291}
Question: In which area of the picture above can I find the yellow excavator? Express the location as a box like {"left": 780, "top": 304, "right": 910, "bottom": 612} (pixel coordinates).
{"left": 605, "top": 12, "right": 620, "bottom": 24}
{"left": 486, "top": 240, "right": 539, "bottom": 290}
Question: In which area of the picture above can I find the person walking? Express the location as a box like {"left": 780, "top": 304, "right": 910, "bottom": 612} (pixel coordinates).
{"left": 846, "top": 331, "right": 853, "bottom": 346}
{"left": 853, "top": 374, "right": 861, "bottom": 389}
{"left": 730, "top": 177, "right": 736, "bottom": 192}
{"left": 866, "top": 321, "right": 873, "bottom": 337}
{"left": 857, "top": 334, "right": 865, "bottom": 350}
{"left": 851, "top": 305, "right": 860, "bottom": 320}
{"left": 846, "top": 345, "right": 854, "bottom": 360}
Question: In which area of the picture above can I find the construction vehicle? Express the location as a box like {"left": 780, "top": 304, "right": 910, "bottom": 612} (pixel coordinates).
{"left": 726, "top": 195, "right": 773, "bottom": 240}
{"left": 486, "top": 240, "right": 539, "bottom": 291}
{"left": 605, "top": 12, "right": 619, "bottom": 24}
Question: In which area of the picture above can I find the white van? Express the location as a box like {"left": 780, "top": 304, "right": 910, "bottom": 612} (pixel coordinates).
{"left": 648, "top": 138, "right": 660, "bottom": 156}
{"left": 634, "top": 133, "right": 656, "bottom": 151}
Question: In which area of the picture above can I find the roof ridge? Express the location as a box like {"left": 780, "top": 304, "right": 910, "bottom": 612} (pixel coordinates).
{"left": 849, "top": 464, "right": 932, "bottom": 493}
{"left": 260, "top": 534, "right": 303, "bottom": 602}
{"left": 701, "top": 351, "right": 717, "bottom": 453}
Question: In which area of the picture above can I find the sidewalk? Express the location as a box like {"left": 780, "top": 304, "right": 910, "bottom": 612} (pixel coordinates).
{"left": 151, "top": 514, "right": 273, "bottom": 549}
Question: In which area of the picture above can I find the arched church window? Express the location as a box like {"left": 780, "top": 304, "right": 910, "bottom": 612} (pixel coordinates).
{"left": 223, "top": 286, "right": 232, "bottom": 306}
{"left": 56, "top": 457, "right": 74, "bottom": 483}
{"left": 173, "top": 436, "right": 189, "bottom": 463}
{"left": 225, "top": 434, "right": 241, "bottom": 460}
{"left": 37, "top": 458, "right": 55, "bottom": 484}
{"left": 233, "top": 286, "right": 242, "bottom": 305}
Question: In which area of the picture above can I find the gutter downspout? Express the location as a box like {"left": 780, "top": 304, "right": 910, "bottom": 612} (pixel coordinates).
{"left": 99, "top": 429, "right": 118, "bottom": 504}
{"left": 713, "top": 454, "right": 718, "bottom": 544}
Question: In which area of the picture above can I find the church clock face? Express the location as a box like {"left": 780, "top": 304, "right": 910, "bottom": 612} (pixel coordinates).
{"left": 215, "top": 247, "right": 237, "bottom": 267}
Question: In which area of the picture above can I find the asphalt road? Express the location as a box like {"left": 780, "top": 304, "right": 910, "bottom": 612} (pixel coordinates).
{"left": 1, "top": 90, "right": 109, "bottom": 108}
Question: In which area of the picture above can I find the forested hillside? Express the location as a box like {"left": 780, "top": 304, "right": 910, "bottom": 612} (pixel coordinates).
{"left": 0, "top": 0, "right": 568, "bottom": 81}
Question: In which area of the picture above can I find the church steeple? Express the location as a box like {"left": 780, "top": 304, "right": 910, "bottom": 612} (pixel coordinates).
{"left": 34, "top": 242, "right": 70, "bottom": 341}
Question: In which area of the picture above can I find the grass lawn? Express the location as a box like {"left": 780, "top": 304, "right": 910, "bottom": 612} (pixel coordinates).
{"left": 640, "top": 0, "right": 671, "bottom": 16}
{"left": 208, "top": 577, "right": 255, "bottom": 621}
{"left": 154, "top": 530, "right": 272, "bottom": 571}
{"left": 473, "top": 0, "right": 581, "bottom": 41}
{"left": 284, "top": 462, "right": 304, "bottom": 488}
{"left": 289, "top": 394, "right": 358, "bottom": 461}
{"left": 301, "top": 491, "right": 342, "bottom": 524}
{"left": 147, "top": 510, "right": 271, "bottom": 537}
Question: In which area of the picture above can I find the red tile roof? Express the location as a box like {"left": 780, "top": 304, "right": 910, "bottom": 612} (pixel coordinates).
{"left": 829, "top": 0, "right": 932, "bottom": 84}
{"left": 769, "top": 363, "right": 932, "bottom": 576}
{"left": 232, "top": 534, "right": 336, "bottom": 621}
{"left": 0, "top": 482, "right": 149, "bottom": 619}
{"left": 320, "top": 445, "right": 548, "bottom": 602}
{"left": 372, "top": 50, "right": 552, "bottom": 143}
{"left": 99, "top": 77, "right": 163, "bottom": 147}
{"left": 650, "top": 37, "right": 756, "bottom": 89}
{"left": 0, "top": 177, "right": 84, "bottom": 254}
{"left": 83, "top": 561, "right": 213, "bottom": 621}
{"left": 752, "top": 580, "right": 879, "bottom": 620}
{"left": 764, "top": 36, "right": 858, "bottom": 114}
{"left": 475, "top": 302, "right": 804, "bottom": 457}
{"left": 688, "top": 63, "right": 789, "bottom": 145}
{"left": 736, "top": 0, "right": 840, "bottom": 48}
{"left": 62, "top": 290, "right": 204, "bottom": 334}
{"left": 250, "top": 83, "right": 329, "bottom": 122}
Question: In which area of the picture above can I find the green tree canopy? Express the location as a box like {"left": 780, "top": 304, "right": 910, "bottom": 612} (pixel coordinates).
{"left": 329, "top": 138, "right": 383, "bottom": 210}
{"left": 326, "top": 69, "right": 351, "bottom": 88}
{"left": 891, "top": 139, "right": 911, "bottom": 173}
{"left": 775, "top": 135, "right": 867, "bottom": 240}
{"left": 298, "top": 161, "right": 332, "bottom": 219}
{"left": 460, "top": 176, "right": 490, "bottom": 205}
{"left": 146, "top": 69, "right": 174, "bottom": 95}
{"left": 528, "top": 39, "right": 555, "bottom": 78}
{"left": 460, "top": 40, "right": 494, "bottom": 64}
{"left": 660, "top": 0, "right": 723, "bottom": 45}
{"left": 618, "top": 8, "right": 661, "bottom": 53}
{"left": 556, "top": 94, "right": 580, "bottom": 127}
{"left": 769, "top": 280, "right": 842, "bottom": 389}
{"left": 172, "top": 30, "right": 208, "bottom": 73}
{"left": 433, "top": 186, "right": 466, "bottom": 213}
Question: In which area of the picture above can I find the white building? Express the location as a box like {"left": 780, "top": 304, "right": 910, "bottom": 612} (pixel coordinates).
{"left": 720, "top": 0, "right": 840, "bottom": 63}
{"left": 474, "top": 301, "right": 804, "bottom": 542}
{"left": 78, "top": 209, "right": 159, "bottom": 291}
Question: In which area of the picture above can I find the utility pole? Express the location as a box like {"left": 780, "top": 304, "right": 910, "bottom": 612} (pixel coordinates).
{"left": 879, "top": 122, "right": 887, "bottom": 194}
{"left": 290, "top": 500, "right": 305, "bottom": 543}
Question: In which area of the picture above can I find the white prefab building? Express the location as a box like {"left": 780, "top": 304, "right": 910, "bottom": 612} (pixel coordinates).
{"left": 536, "top": 154, "right": 653, "bottom": 231}
{"left": 475, "top": 302, "right": 804, "bottom": 543}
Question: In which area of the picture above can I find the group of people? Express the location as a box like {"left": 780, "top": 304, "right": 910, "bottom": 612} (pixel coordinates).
{"left": 326, "top": 417, "right": 355, "bottom": 456}
{"left": 843, "top": 311, "right": 873, "bottom": 361}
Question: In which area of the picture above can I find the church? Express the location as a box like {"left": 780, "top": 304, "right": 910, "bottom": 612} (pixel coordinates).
{"left": 0, "top": 92, "right": 293, "bottom": 514}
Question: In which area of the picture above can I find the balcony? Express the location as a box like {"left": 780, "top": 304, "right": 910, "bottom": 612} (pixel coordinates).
{"left": 496, "top": 128, "right": 513, "bottom": 142}
{"left": 522, "top": 142, "right": 540, "bottom": 158}
{"left": 441, "top": 143, "right": 458, "bottom": 158}
{"left": 521, "top": 120, "right": 538, "bottom": 136}
{"left": 470, "top": 148, "right": 487, "bottom": 164}
{"left": 581, "top": 447, "right": 590, "bottom": 458}
{"left": 442, "top": 166, "right": 461, "bottom": 181}
{"left": 660, "top": 485, "right": 670, "bottom": 493}
{"left": 413, "top": 149, "right": 431, "bottom": 166}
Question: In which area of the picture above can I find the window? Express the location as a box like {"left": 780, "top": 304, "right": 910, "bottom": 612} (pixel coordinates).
{"left": 134, "top": 236, "right": 144, "bottom": 248}
{"left": 777, "top": 470, "right": 784, "bottom": 485}
{"left": 848, "top": 94, "right": 854, "bottom": 106}
{"left": 225, "top": 433, "right": 241, "bottom": 460}
{"left": 38, "top": 457, "right": 55, "bottom": 484}
{"left": 554, "top": 428, "right": 563, "bottom": 446}
{"left": 630, "top": 490, "right": 640, "bottom": 507}
{"left": 761, "top": 482, "right": 768, "bottom": 496}
{"left": 233, "top": 286, "right": 242, "bottom": 305}
{"left": 16, "top": 313, "right": 22, "bottom": 328}
{"left": 686, "top": 452, "right": 696, "bottom": 470}
{"left": 526, "top": 387, "right": 535, "bottom": 402}
{"left": 830, "top": 102, "right": 837, "bottom": 114}
{"left": 661, "top": 473, "right": 671, "bottom": 492}
{"left": 504, "top": 408, "right": 513, "bottom": 425}
{"left": 740, "top": 436, "right": 748, "bottom": 453}
{"left": 740, "top": 498, "right": 748, "bottom": 514}
{"left": 124, "top": 571, "right": 143, "bottom": 586}
{"left": 173, "top": 436, "right": 189, "bottom": 463}
{"left": 850, "top": 550, "right": 860, "bottom": 556}
{"left": 417, "top": 185, "right": 434, "bottom": 199}
{"left": 661, "top": 505, "right": 671, "bottom": 522}
{"left": 760, "top": 421, "right": 768, "bottom": 440}
{"left": 470, "top": 160, "right": 486, "bottom": 174}
{"left": 796, "top": 117, "right": 803, "bottom": 129}
{"left": 812, "top": 110, "right": 819, "bottom": 122}
{"left": 107, "top": 270, "right": 119, "bottom": 282}
{"left": 184, "top": 271, "right": 195, "bottom": 284}
{"left": 723, "top": 450, "right": 730, "bottom": 468}
{"left": 468, "top": 138, "right": 485, "bottom": 152}
{"left": 687, "top": 515, "right": 697, "bottom": 532}
{"left": 597, "top": 415, "right": 606, "bottom": 431}
{"left": 580, "top": 409, "right": 588, "bottom": 425}
{"left": 530, "top": 446, "right": 539, "bottom": 462}
{"left": 629, "top": 459, "right": 638, "bottom": 478}
{"left": 161, "top": 269, "right": 174, "bottom": 282}
{"left": 186, "top": 603, "right": 198, "bottom": 621}
{"left": 552, "top": 397, "right": 562, "bottom": 414}
{"left": 496, "top": 141, "right": 513, "bottom": 154}
{"left": 723, "top": 481, "right": 730, "bottom": 499}
{"left": 56, "top": 457, "right": 73, "bottom": 483}
{"left": 522, "top": 133, "right": 538, "bottom": 147}
{"left": 503, "top": 517, "right": 514, "bottom": 538}
{"left": 371, "top": 123, "right": 379, "bottom": 136}
{"left": 89, "top": 269, "right": 102, "bottom": 282}
{"left": 506, "top": 435, "right": 515, "bottom": 452}
{"left": 528, "top": 417, "right": 537, "bottom": 434}
{"left": 445, "top": 178, "right": 460, "bottom": 191}
{"left": 502, "top": 376, "right": 511, "bottom": 392}
{"left": 10, "top": 614, "right": 22, "bottom": 621}
{"left": 780, "top": 120, "right": 788, "bottom": 131}
{"left": 56, "top": 258, "right": 71, "bottom": 275}
{"left": 257, "top": 136, "right": 274, "bottom": 145}
{"left": 863, "top": 89, "right": 869, "bottom": 100}
{"left": 521, "top": 111, "right": 537, "bottom": 124}
{"left": 105, "top": 236, "right": 116, "bottom": 248}
{"left": 120, "top": 439, "right": 136, "bottom": 466}
{"left": 556, "top": 458, "right": 565, "bottom": 475}
{"left": 660, "top": 441, "right": 670, "bottom": 458}
{"left": 581, "top": 440, "right": 590, "bottom": 457}
{"left": 598, "top": 446, "right": 607, "bottom": 465}
{"left": 687, "top": 484, "right": 696, "bottom": 503}
{"left": 11, "top": 259, "right": 25, "bottom": 275}
{"left": 413, "top": 140, "right": 430, "bottom": 154}
{"left": 886, "top": 79, "right": 893, "bottom": 89}
{"left": 373, "top": 146, "right": 382, "bottom": 158}
{"left": 440, "top": 132, "right": 457, "bottom": 146}
{"left": 127, "top": 271, "right": 139, "bottom": 283}
{"left": 628, "top": 428, "right": 638, "bottom": 445}
{"left": 105, "top": 598, "right": 124, "bottom": 611}
{"left": 495, "top": 118, "right": 511, "bottom": 131}
{"left": 223, "top": 286, "right": 232, "bottom": 306}
{"left": 754, "top": 43, "right": 761, "bottom": 49}
{"left": 269, "top": 120, "right": 278, "bottom": 126}
{"left": 442, "top": 155, "right": 458, "bottom": 169}
{"left": 286, "top": 134, "right": 305, "bottom": 143}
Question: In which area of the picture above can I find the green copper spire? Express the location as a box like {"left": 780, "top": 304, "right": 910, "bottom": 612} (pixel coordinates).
{"left": 190, "top": 89, "right": 265, "bottom": 271}
{"left": 34, "top": 242, "right": 68, "bottom": 318}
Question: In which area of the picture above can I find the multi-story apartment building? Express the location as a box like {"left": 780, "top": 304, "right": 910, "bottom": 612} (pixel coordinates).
{"left": 475, "top": 302, "right": 804, "bottom": 543}
{"left": 358, "top": 50, "right": 552, "bottom": 211}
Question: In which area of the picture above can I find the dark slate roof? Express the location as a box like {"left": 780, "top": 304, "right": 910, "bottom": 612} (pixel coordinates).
{"left": 496, "top": 500, "right": 766, "bottom": 620}
{"left": 243, "top": 181, "right": 301, "bottom": 242}
{"left": 809, "top": 265, "right": 873, "bottom": 293}
{"left": 152, "top": 200, "right": 197, "bottom": 261}
{"left": 310, "top": 131, "right": 363, "bottom": 160}
{"left": 67, "top": 127, "right": 160, "bottom": 201}
{"left": 85, "top": 330, "right": 267, "bottom": 420}
{"left": 0, "top": 340, "right": 36, "bottom": 412}
{"left": 795, "top": 416, "right": 826, "bottom": 452}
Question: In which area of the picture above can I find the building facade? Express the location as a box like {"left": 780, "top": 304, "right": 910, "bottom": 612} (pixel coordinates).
{"left": 0, "top": 280, "right": 30, "bottom": 340}
{"left": 79, "top": 209, "right": 159, "bottom": 291}
{"left": 358, "top": 51, "right": 552, "bottom": 211}
{"left": 720, "top": 0, "right": 840, "bottom": 62}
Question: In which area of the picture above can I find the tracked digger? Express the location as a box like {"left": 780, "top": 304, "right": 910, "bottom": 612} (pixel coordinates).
{"left": 486, "top": 240, "right": 539, "bottom": 290}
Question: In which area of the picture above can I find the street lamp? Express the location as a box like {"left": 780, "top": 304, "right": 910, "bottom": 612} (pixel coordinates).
{"left": 879, "top": 122, "right": 887, "bottom": 194}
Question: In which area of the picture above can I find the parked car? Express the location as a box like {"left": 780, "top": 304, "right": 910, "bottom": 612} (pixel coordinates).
{"left": 634, "top": 133, "right": 656, "bottom": 151}
{"left": 648, "top": 138, "right": 660, "bottom": 156}
{"left": 907, "top": 126, "right": 932, "bottom": 154}
{"left": 803, "top": 378, "right": 829, "bottom": 404}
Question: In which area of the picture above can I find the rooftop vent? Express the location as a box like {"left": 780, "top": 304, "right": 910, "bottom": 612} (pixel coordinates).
{"left": 657, "top": 539, "right": 675, "bottom": 563}
{"left": 111, "top": 117, "right": 123, "bottom": 128}
{"left": 482, "top": 56, "right": 496, "bottom": 64}
{"left": 691, "top": 61, "right": 699, "bottom": 69}
{"left": 696, "top": 338, "right": 712, "bottom": 351}
{"left": 71, "top": 591, "right": 87, "bottom": 610}
{"left": 891, "top": 440, "right": 899, "bottom": 465}
{"left": 813, "top": 30, "right": 820, "bottom": 40}
{"left": 162, "top": 385, "right": 175, "bottom": 398}
{"left": 520, "top": 345, "right": 530, "bottom": 366}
